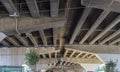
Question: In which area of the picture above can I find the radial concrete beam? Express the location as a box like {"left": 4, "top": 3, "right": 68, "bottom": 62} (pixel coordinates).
{"left": 42, "top": 54, "right": 46, "bottom": 59}
{"left": 64, "top": 49, "right": 69, "bottom": 57}
{"left": 60, "top": 61, "right": 63, "bottom": 65}
{"left": 69, "top": 51, "right": 76, "bottom": 58}
{"left": 49, "top": 53, "right": 51, "bottom": 58}
{"left": 53, "top": 28, "right": 58, "bottom": 47}
{"left": 55, "top": 52, "right": 57, "bottom": 58}
{"left": 0, "top": 40, "right": 10, "bottom": 47}
{"left": 69, "top": 8, "right": 92, "bottom": 44}
{"left": 59, "top": 27, "right": 65, "bottom": 49}
{"left": 75, "top": 52, "right": 82, "bottom": 58}
{"left": 50, "top": 0, "right": 59, "bottom": 17}
{"left": 26, "top": 33, "right": 38, "bottom": 47}
{"left": 0, "top": 0, "right": 18, "bottom": 15}
{"left": 25, "top": 0, "right": 40, "bottom": 17}
{"left": 39, "top": 30, "right": 47, "bottom": 46}
{"left": 90, "top": 15, "right": 120, "bottom": 45}
{"left": 6, "top": 37, "right": 19, "bottom": 47}
{"left": 100, "top": 29, "right": 120, "bottom": 44}
{"left": 79, "top": 10, "right": 110, "bottom": 44}
{"left": 109, "top": 38, "right": 120, "bottom": 45}
{"left": 15, "top": 35, "right": 29, "bottom": 46}
{"left": 63, "top": 62, "right": 68, "bottom": 65}
{"left": 81, "top": 53, "right": 88, "bottom": 58}
{"left": 88, "top": 54, "right": 95, "bottom": 58}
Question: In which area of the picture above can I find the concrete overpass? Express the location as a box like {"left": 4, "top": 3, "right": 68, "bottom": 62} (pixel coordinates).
{"left": 0, "top": 0, "right": 120, "bottom": 72}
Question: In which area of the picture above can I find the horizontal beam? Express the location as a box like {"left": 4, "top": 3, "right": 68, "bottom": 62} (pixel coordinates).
{"left": 0, "top": 47, "right": 56, "bottom": 55}
{"left": 65, "top": 45, "right": 120, "bottom": 54}
{"left": 39, "top": 58, "right": 58, "bottom": 64}
{"left": 0, "top": 16, "right": 65, "bottom": 35}
{"left": 81, "top": 0, "right": 120, "bottom": 13}
{"left": 61, "top": 57, "right": 103, "bottom": 64}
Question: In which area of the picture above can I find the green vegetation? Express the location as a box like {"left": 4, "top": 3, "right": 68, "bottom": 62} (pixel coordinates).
{"left": 25, "top": 49, "right": 40, "bottom": 72}
{"left": 104, "top": 60, "right": 118, "bottom": 72}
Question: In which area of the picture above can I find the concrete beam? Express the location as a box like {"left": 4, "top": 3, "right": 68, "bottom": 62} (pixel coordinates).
{"left": 50, "top": 0, "right": 59, "bottom": 17}
{"left": 63, "top": 62, "right": 68, "bottom": 65}
{"left": 39, "top": 58, "right": 58, "bottom": 64}
{"left": 0, "top": 16, "right": 65, "bottom": 35}
{"left": 0, "top": 40, "right": 10, "bottom": 47}
{"left": 110, "top": 38, "right": 120, "bottom": 45}
{"left": 69, "top": 8, "right": 92, "bottom": 44}
{"left": 100, "top": 29, "right": 120, "bottom": 44}
{"left": 75, "top": 52, "right": 82, "bottom": 58}
{"left": 65, "top": 45, "right": 120, "bottom": 54}
{"left": 0, "top": 47, "right": 56, "bottom": 55}
{"left": 81, "top": 53, "right": 88, "bottom": 58}
{"left": 88, "top": 54, "right": 95, "bottom": 58}
{"left": 53, "top": 28, "right": 58, "bottom": 47}
{"left": 69, "top": 51, "right": 76, "bottom": 58}
{"left": 55, "top": 52, "right": 57, "bottom": 58}
{"left": 81, "top": 0, "right": 120, "bottom": 13}
{"left": 42, "top": 54, "right": 46, "bottom": 59}
{"left": 60, "top": 61, "right": 63, "bottom": 65}
{"left": 61, "top": 57, "right": 103, "bottom": 64}
{"left": 15, "top": 35, "right": 29, "bottom": 46}
{"left": 59, "top": 27, "right": 65, "bottom": 49}
{"left": 49, "top": 53, "right": 51, "bottom": 58}
{"left": 38, "top": 47, "right": 57, "bottom": 54}
{"left": 25, "top": 0, "right": 40, "bottom": 17}
{"left": 0, "top": 0, "right": 18, "bottom": 15}
{"left": 80, "top": 10, "right": 110, "bottom": 44}
{"left": 26, "top": 33, "right": 38, "bottom": 47}
{"left": 64, "top": 49, "right": 69, "bottom": 57}
{"left": 6, "top": 37, "right": 19, "bottom": 47}
{"left": 90, "top": 15, "right": 120, "bottom": 45}
{"left": 39, "top": 30, "right": 47, "bottom": 46}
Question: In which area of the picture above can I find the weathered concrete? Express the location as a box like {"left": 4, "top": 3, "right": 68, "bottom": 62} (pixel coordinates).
{"left": 90, "top": 15, "right": 120, "bottom": 44}
{"left": 50, "top": 0, "right": 59, "bottom": 17}
{"left": 81, "top": 0, "right": 120, "bottom": 13}
{"left": 69, "top": 8, "right": 92, "bottom": 44}
{"left": 80, "top": 10, "right": 110, "bottom": 44}
{"left": 26, "top": 0, "right": 40, "bottom": 17}
{"left": 0, "top": 0, "right": 18, "bottom": 15}
{"left": 65, "top": 45, "right": 120, "bottom": 54}
{"left": 39, "top": 30, "right": 48, "bottom": 46}
{"left": 0, "top": 16, "right": 65, "bottom": 35}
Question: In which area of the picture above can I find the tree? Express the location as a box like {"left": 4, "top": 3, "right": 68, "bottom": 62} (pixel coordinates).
{"left": 104, "top": 60, "right": 118, "bottom": 72}
{"left": 25, "top": 49, "right": 40, "bottom": 72}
